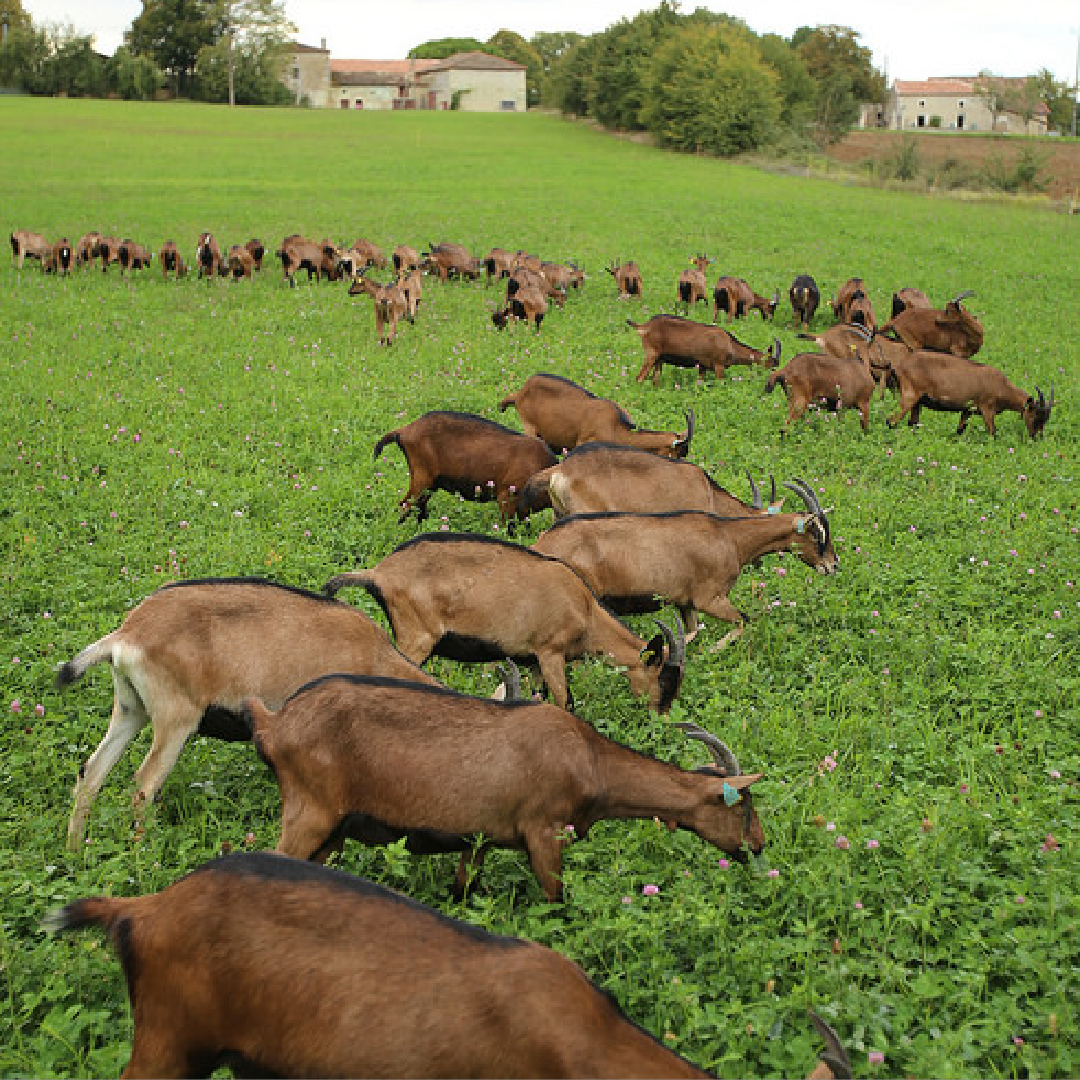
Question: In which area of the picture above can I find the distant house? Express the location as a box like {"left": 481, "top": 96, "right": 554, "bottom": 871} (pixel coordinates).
{"left": 886, "top": 77, "right": 1048, "bottom": 134}
{"left": 284, "top": 45, "right": 526, "bottom": 112}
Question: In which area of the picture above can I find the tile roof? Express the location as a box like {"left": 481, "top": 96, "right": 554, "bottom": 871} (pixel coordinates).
{"left": 330, "top": 59, "right": 439, "bottom": 75}
{"left": 421, "top": 51, "right": 526, "bottom": 72}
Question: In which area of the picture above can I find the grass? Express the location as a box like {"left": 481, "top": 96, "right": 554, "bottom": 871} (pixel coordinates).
{"left": 1, "top": 98, "right": 1077, "bottom": 1078}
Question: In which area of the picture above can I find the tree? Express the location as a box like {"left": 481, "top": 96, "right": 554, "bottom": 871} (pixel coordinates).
{"left": 0, "top": 0, "right": 31, "bottom": 38}
{"left": 0, "top": 22, "right": 46, "bottom": 91}
{"left": 793, "top": 25, "right": 881, "bottom": 143}
{"left": 1029, "top": 68, "right": 1073, "bottom": 132}
{"left": 109, "top": 45, "right": 163, "bottom": 99}
{"left": 126, "top": 0, "right": 224, "bottom": 97}
{"left": 206, "top": 0, "right": 293, "bottom": 106}
{"left": 408, "top": 37, "right": 486, "bottom": 60}
{"left": 529, "top": 30, "right": 582, "bottom": 106}
{"left": 485, "top": 29, "right": 541, "bottom": 107}
{"left": 757, "top": 32, "right": 815, "bottom": 132}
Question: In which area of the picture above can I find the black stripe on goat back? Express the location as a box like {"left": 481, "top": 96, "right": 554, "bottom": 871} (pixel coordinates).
{"left": 280, "top": 671, "right": 539, "bottom": 710}
{"left": 157, "top": 575, "right": 343, "bottom": 606}
{"left": 391, "top": 531, "right": 561, "bottom": 562}
{"left": 543, "top": 509, "right": 759, "bottom": 531}
{"left": 417, "top": 409, "right": 524, "bottom": 435}
{"left": 198, "top": 851, "right": 528, "bottom": 948}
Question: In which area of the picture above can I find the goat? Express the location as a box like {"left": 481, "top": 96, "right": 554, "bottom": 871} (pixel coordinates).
{"left": 195, "top": 231, "right": 224, "bottom": 278}
{"left": 74, "top": 231, "right": 103, "bottom": 269}
{"left": 606, "top": 258, "right": 644, "bottom": 298}
{"left": 118, "top": 239, "right": 153, "bottom": 276}
{"left": 677, "top": 255, "right": 711, "bottom": 313}
{"left": 226, "top": 243, "right": 255, "bottom": 280}
{"left": 157, "top": 240, "right": 186, "bottom": 280}
{"left": 532, "top": 484, "right": 836, "bottom": 647}
{"left": 512, "top": 249, "right": 542, "bottom": 275}
{"left": 245, "top": 238, "right": 265, "bottom": 271}
{"left": 54, "top": 577, "right": 440, "bottom": 850}
{"left": 881, "top": 289, "right": 983, "bottom": 358}
{"left": 789, "top": 273, "right": 821, "bottom": 330}
{"left": 324, "top": 533, "right": 686, "bottom": 713}
{"left": 335, "top": 246, "right": 367, "bottom": 279}
{"left": 348, "top": 270, "right": 408, "bottom": 345}
{"left": 399, "top": 265, "right": 423, "bottom": 322}
{"left": 885, "top": 351, "right": 1054, "bottom": 437}
{"left": 256, "top": 676, "right": 751, "bottom": 899}
{"left": 46, "top": 850, "right": 718, "bottom": 1077}
{"left": 350, "top": 237, "right": 384, "bottom": 269}
{"left": 483, "top": 245, "right": 514, "bottom": 283}
{"left": 521, "top": 443, "right": 780, "bottom": 521}
{"left": 276, "top": 234, "right": 328, "bottom": 286}
{"left": 423, "top": 241, "right": 482, "bottom": 282}
{"left": 98, "top": 236, "right": 123, "bottom": 272}
{"left": 393, "top": 242, "right": 422, "bottom": 275}
{"left": 491, "top": 283, "right": 548, "bottom": 332}
{"left": 499, "top": 373, "right": 693, "bottom": 458}
{"left": 712, "top": 276, "right": 779, "bottom": 322}
{"left": 508, "top": 265, "right": 566, "bottom": 308}
{"left": 765, "top": 350, "right": 877, "bottom": 433}
{"left": 318, "top": 238, "right": 345, "bottom": 281}
{"left": 45, "top": 237, "right": 73, "bottom": 276}
{"left": 629, "top": 314, "right": 780, "bottom": 385}
{"left": 9, "top": 229, "right": 50, "bottom": 269}
{"left": 373, "top": 409, "right": 556, "bottom": 528}
{"left": 540, "top": 259, "right": 585, "bottom": 291}
{"left": 890, "top": 286, "right": 930, "bottom": 319}
{"left": 799, "top": 323, "right": 911, "bottom": 397}
{"left": 828, "top": 277, "right": 866, "bottom": 320}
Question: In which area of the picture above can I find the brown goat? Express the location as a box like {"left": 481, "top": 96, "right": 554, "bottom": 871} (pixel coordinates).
{"left": 800, "top": 323, "right": 911, "bottom": 397}
{"left": 96, "top": 235, "right": 122, "bottom": 272}
{"left": 244, "top": 238, "right": 265, "bottom": 271}
{"left": 765, "top": 350, "right": 877, "bottom": 433}
{"left": 195, "top": 231, "right": 224, "bottom": 278}
{"left": 508, "top": 265, "right": 566, "bottom": 308}
{"left": 423, "top": 241, "right": 482, "bottom": 282}
{"left": 324, "top": 534, "right": 686, "bottom": 713}
{"left": 677, "top": 255, "right": 711, "bottom": 313}
{"left": 886, "top": 350, "right": 1054, "bottom": 437}
{"left": 372, "top": 409, "right": 556, "bottom": 527}
{"left": 349, "top": 271, "right": 408, "bottom": 344}
{"left": 393, "top": 242, "right": 422, "bottom": 275}
{"left": 252, "top": 675, "right": 752, "bottom": 897}
{"left": 157, "top": 240, "right": 186, "bottom": 280}
{"left": 118, "top": 239, "right": 153, "bottom": 276}
{"left": 54, "top": 577, "right": 439, "bottom": 850}
{"left": 349, "top": 236, "right": 384, "bottom": 269}
{"left": 45, "top": 237, "right": 74, "bottom": 275}
{"left": 789, "top": 274, "right": 821, "bottom": 330}
{"left": 226, "top": 243, "right": 255, "bottom": 280}
{"left": 541, "top": 259, "right": 585, "bottom": 291}
{"left": 629, "top": 314, "right": 780, "bottom": 385}
{"left": 74, "top": 231, "right": 103, "bottom": 269}
{"left": 607, "top": 258, "right": 644, "bottom": 298}
{"left": 881, "top": 289, "right": 983, "bottom": 357}
{"left": 399, "top": 265, "right": 423, "bottom": 322}
{"left": 890, "top": 286, "right": 931, "bottom": 319}
{"left": 521, "top": 443, "right": 780, "bottom": 521}
{"left": 713, "top": 276, "right": 779, "bottom": 322}
{"left": 9, "top": 229, "right": 50, "bottom": 269}
{"left": 532, "top": 485, "right": 836, "bottom": 647}
{"left": 828, "top": 277, "right": 865, "bottom": 319}
{"left": 499, "top": 373, "right": 693, "bottom": 458}
{"left": 483, "top": 245, "right": 514, "bottom": 283}
{"left": 276, "top": 234, "right": 328, "bottom": 286}
{"left": 491, "top": 283, "right": 549, "bottom": 332}
{"left": 46, "top": 851, "right": 716, "bottom": 1077}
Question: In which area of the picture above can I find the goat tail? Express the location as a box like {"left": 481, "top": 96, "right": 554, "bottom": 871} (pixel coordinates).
{"left": 372, "top": 429, "right": 401, "bottom": 462}
{"left": 55, "top": 635, "right": 118, "bottom": 690}
{"left": 496, "top": 391, "right": 518, "bottom": 413}
{"left": 322, "top": 569, "right": 379, "bottom": 600}
{"left": 43, "top": 895, "right": 130, "bottom": 939}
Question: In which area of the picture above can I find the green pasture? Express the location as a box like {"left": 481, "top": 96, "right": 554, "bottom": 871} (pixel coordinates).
{"left": 1, "top": 98, "right": 1076, "bottom": 1078}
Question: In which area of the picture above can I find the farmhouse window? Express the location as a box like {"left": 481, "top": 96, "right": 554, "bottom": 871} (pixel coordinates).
{"left": 500, "top": 100, "right": 516, "bottom": 111}
{"left": 292, "top": 66, "right": 299, "bottom": 80}
{"left": 917, "top": 114, "right": 926, "bottom": 127}
{"left": 957, "top": 114, "right": 965, "bottom": 129}
{"left": 355, "top": 99, "right": 363, "bottom": 109}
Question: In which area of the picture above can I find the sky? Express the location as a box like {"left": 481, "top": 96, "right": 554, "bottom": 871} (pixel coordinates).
{"left": 17, "top": 0, "right": 1080, "bottom": 86}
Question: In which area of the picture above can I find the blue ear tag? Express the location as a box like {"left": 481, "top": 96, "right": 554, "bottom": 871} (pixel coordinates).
{"left": 723, "top": 783, "right": 741, "bottom": 806}
{"left": 795, "top": 517, "right": 805, "bottom": 534}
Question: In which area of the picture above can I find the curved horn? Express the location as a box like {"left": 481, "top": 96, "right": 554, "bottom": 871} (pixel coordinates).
{"left": 783, "top": 478, "right": 823, "bottom": 516}
{"left": 673, "top": 722, "right": 741, "bottom": 776}
{"left": 770, "top": 337, "right": 781, "bottom": 364}
{"left": 655, "top": 616, "right": 686, "bottom": 670}
{"left": 746, "top": 471, "right": 762, "bottom": 510}
{"left": 950, "top": 289, "right": 975, "bottom": 305}
{"left": 675, "top": 408, "right": 695, "bottom": 454}
{"left": 808, "top": 1009, "right": 852, "bottom": 1080}
{"left": 769, "top": 474, "right": 778, "bottom": 505}
{"left": 496, "top": 661, "right": 521, "bottom": 701}
{"left": 846, "top": 322, "right": 873, "bottom": 342}
{"left": 1048, "top": 382, "right": 1055, "bottom": 409}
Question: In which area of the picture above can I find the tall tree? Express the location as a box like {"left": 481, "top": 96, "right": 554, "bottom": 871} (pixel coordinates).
{"left": 0, "top": 0, "right": 31, "bottom": 38}
{"left": 485, "top": 29, "right": 541, "bottom": 107}
{"left": 1028, "top": 68, "right": 1072, "bottom": 132}
{"left": 408, "top": 38, "right": 486, "bottom": 60}
{"left": 793, "top": 24, "right": 882, "bottom": 142}
{"left": 126, "top": 0, "right": 223, "bottom": 96}
{"left": 205, "top": 0, "right": 293, "bottom": 106}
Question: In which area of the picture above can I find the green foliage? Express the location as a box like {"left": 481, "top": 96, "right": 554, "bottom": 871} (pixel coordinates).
{"left": 485, "top": 29, "right": 542, "bottom": 108}
{"left": 981, "top": 144, "right": 1050, "bottom": 193}
{"left": 109, "top": 45, "right": 163, "bottom": 101}
{"left": 408, "top": 37, "right": 486, "bottom": 60}
{"left": 125, "top": 0, "right": 224, "bottom": 95}
{"left": 0, "top": 99, "right": 1076, "bottom": 1080}
{"left": 195, "top": 38, "right": 292, "bottom": 105}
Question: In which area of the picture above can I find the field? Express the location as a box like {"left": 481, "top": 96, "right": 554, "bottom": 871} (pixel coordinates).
{"left": 1, "top": 98, "right": 1076, "bottom": 1078}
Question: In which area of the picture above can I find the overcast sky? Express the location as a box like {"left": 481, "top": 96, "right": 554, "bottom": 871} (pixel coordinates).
{"left": 18, "top": 0, "right": 1080, "bottom": 85}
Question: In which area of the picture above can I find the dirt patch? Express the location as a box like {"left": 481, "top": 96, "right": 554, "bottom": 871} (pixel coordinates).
{"left": 821, "top": 131, "right": 1080, "bottom": 202}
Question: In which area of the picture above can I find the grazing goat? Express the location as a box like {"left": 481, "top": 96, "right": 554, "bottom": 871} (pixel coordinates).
{"left": 226, "top": 243, "right": 255, "bottom": 280}
{"left": 252, "top": 676, "right": 752, "bottom": 898}
{"left": 349, "top": 237, "right": 384, "bottom": 269}
{"left": 54, "top": 577, "right": 439, "bottom": 850}
{"left": 483, "top": 245, "right": 514, "bottom": 283}
{"left": 157, "top": 240, "right": 186, "bottom": 280}
{"left": 118, "top": 239, "right": 153, "bottom": 276}
{"left": 629, "top": 314, "right": 780, "bottom": 385}
{"left": 195, "top": 231, "right": 224, "bottom": 278}
{"left": 886, "top": 351, "right": 1054, "bottom": 437}
{"left": 276, "top": 234, "right": 329, "bottom": 286}
{"left": 75, "top": 231, "right": 103, "bottom": 269}
{"left": 532, "top": 485, "right": 836, "bottom": 647}
{"left": 765, "top": 350, "right": 877, "bottom": 433}
{"left": 499, "top": 373, "right": 693, "bottom": 458}
{"left": 393, "top": 242, "right": 422, "bottom": 275}
{"left": 881, "top": 289, "right": 983, "bottom": 358}
{"left": 508, "top": 265, "right": 566, "bottom": 308}
{"left": 324, "top": 534, "right": 686, "bottom": 713}
{"left": 789, "top": 274, "right": 821, "bottom": 330}
{"left": 677, "top": 255, "right": 711, "bottom": 313}
{"left": 521, "top": 444, "right": 778, "bottom": 526}
{"left": 423, "top": 241, "right": 482, "bottom": 282}
{"left": 372, "top": 410, "right": 556, "bottom": 527}
{"left": 46, "top": 851, "right": 718, "bottom": 1077}
{"left": 245, "top": 238, "right": 265, "bottom": 271}
{"left": 828, "top": 277, "right": 866, "bottom": 320}
{"left": 713, "top": 276, "right": 779, "bottom": 322}
{"left": 541, "top": 259, "right": 585, "bottom": 291}
{"left": 9, "top": 229, "right": 50, "bottom": 269}
{"left": 890, "top": 286, "right": 930, "bottom": 319}
{"left": 491, "top": 283, "right": 548, "bottom": 332}
{"left": 399, "top": 265, "right": 424, "bottom": 322}
{"left": 800, "top": 323, "right": 911, "bottom": 397}
{"left": 45, "top": 237, "right": 73, "bottom": 275}
{"left": 606, "top": 258, "right": 644, "bottom": 298}
{"left": 349, "top": 271, "right": 408, "bottom": 345}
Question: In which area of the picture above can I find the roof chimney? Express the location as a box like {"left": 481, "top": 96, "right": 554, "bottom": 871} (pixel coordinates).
{"left": 320, "top": 37, "right": 327, "bottom": 52}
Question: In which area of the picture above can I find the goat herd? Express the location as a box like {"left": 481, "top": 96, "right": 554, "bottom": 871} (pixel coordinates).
{"left": 13, "top": 222, "right": 1053, "bottom": 1078}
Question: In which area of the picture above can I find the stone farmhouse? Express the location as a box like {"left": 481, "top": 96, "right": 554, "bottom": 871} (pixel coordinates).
{"left": 884, "top": 77, "right": 1049, "bottom": 134}
{"left": 285, "top": 42, "right": 527, "bottom": 111}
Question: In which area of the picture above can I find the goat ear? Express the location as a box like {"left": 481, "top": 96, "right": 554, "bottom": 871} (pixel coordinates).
{"left": 725, "top": 773, "right": 763, "bottom": 790}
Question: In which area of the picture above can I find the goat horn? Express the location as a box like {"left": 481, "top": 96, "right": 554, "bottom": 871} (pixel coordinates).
{"left": 655, "top": 615, "right": 686, "bottom": 669}
{"left": 808, "top": 1010, "right": 852, "bottom": 1080}
{"left": 846, "top": 322, "right": 872, "bottom": 342}
{"left": 673, "top": 722, "right": 741, "bottom": 776}
{"left": 496, "top": 661, "right": 521, "bottom": 701}
{"left": 679, "top": 408, "right": 695, "bottom": 449}
{"left": 783, "top": 478, "right": 823, "bottom": 516}
{"left": 1048, "top": 382, "right": 1055, "bottom": 408}
{"left": 950, "top": 289, "right": 975, "bottom": 305}
{"left": 746, "top": 471, "right": 762, "bottom": 510}
{"left": 769, "top": 474, "right": 777, "bottom": 505}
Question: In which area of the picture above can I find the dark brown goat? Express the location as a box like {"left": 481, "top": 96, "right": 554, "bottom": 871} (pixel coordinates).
{"left": 227, "top": 244, "right": 255, "bottom": 279}
{"left": 520, "top": 443, "right": 779, "bottom": 521}
{"left": 349, "top": 271, "right": 408, "bottom": 344}
{"left": 629, "top": 314, "right": 780, "bottom": 385}
{"left": 423, "top": 241, "right": 482, "bottom": 282}
{"left": 713, "top": 276, "right": 779, "bottom": 322}
{"left": 491, "top": 282, "right": 549, "bottom": 332}
{"left": 254, "top": 676, "right": 752, "bottom": 897}
{"left": 765, "top": 350, "right": 877, "bottom": 433}
{"left": 54, "top": 577, "right": 439, "bottom": 850}
{"left": 45, "top": 237, "right": 74, "bottom": 275}
{"left": 881, "top": 289, "right": 983, "bottom": 357}
{"left": 499, "top": 373, "right": 693, "bottom": 458}
{"left": 276, "top": 234, "right": 329, "bottom": 286}
{"left": 828, "top": 277, "right": 866, "bottom": 320}
{"left": 196, "top": 231, "right": 224, "bottom": 278}
{"left": 98, "top": 235, "right": 123, "bottom": 272}
{"left": 157, "top": 240, "right": 186, "bottom": 280}
{"left": 886, "top": 350, "right": 1054, "bottom": 437}
{"left": 47, "top": 851, "right": 715, "bottom": 1077}
{"left": 799, "top": 323, "right": 911, "bottom": 396}
{"left": 74, "top": 231, "right": 103, "bottom": 269}
{"left": 118, "top": 239, "right": 153, "bottom": 276}
{"left": 677, "top": 255, "right": 711, "bottom": 313}
{"left": 372, "top": 410, "right": 556, "bottom": 527}
{"left": 245, "top": 238, "right": 265, "bottom": 271}
{"left": 532, "top": 486, "right": 836, "bottom": 647}
{"left": 789, "top": 274, "right": 821, "bottom": 330}
{"left": 890, "top": 287, "right": 930, "bottom": 319}
{"left": 324, "top": 534, "right": 686, "bottom": 713}
{"left": 607, "top": 258, "right": 644, "bottom": 298}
